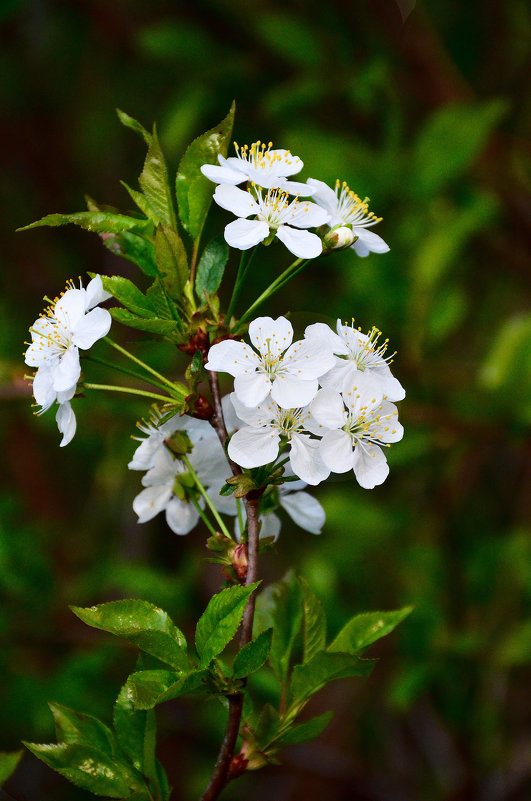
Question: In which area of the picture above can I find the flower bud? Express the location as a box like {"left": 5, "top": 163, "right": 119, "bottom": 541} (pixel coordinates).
{"left": 323, "top": 226, "right": 356, "bottom": 251}
{"left": 231, "top": 542, "right": 248, "bottom": 581}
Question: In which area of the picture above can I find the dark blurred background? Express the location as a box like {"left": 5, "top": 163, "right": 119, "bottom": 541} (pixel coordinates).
{"left": 1, "top": 1, "right": 530, "bottom": 799}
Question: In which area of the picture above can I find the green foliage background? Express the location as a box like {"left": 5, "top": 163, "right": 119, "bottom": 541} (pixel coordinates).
{"left": 1, "top": 1, "right": 530, "bottom": 799}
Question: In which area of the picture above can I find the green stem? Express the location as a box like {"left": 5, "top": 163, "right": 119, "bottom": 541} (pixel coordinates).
{"left": 182, "top": 454, "right": 233, "bottom": 540}
{"left": 235, "top": 258, "right": 308, "bottom": 329}
{"left": 104, "top": 337, "right": 183, "bottom": 395}
{"left": 236, "top": 498, "right": 244, "bottom": 538}
{"left": 226, "top": 246, "right": 258, "bottom": 322}
{"left": 84, "top": 354, "right": 171, "bottom": 393}
{"left": 191, "top": 496, "right": 218, "bottom": 538}
{"left": 83, "top": 383, "right": 174, "bottom": 404}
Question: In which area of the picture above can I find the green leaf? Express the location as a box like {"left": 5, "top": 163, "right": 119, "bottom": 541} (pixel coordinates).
{"left": 195, "top": 236, "right": 229, "bottom": 298}
{"left": 290, "top": 651, "right": 375, "bottom": 705}
{"left": 253, "top": 703, "right": 281, "bottom": 750}
{"left": 139, "top": 126, "right": 176, "bottom": 227}
{"left": 23, "top": 742, "right": 134, "bottom": 797}
{"left": 275, "top": 710, "right": 333, "bottom": 746}
{"left": 195, "top": 582, "right": 260, "bottom": 667}
{"left": 413, "top": 100, "right": 508, "bottom": 195}
{"left": 114, "top": 681, "right": 155, "bottom": 777}
{"left": 122, "top": 181, "right": 158, "bottom": 220}
{"left": 109, "top": 232, "right": 158, "bottom": 278}
{"left": 116, "top": 108, "right": 152, "bottom": 145}
{"left": 233, "top": 628, "right": 272, "bottom": 679}
{"left": 99, "top": 275, "right": 154, "bottom": 317}
{"left": 176, "top": 102, "right": 235, "bottom": 241}
{"left": 328, "top": 606, "right": 413, "bottom": 655}
{"left": 17, "top": 211, "right": 145, "bottom": 234}
{"left": 49, "top": 703, "right": 114, "bottom": 753}
{"left": 146, "top": 278, "right": 180, "bottom": 321}
{"left": 71, "top": 600, "right": 190, "bottom": 671}
{"left": 268, "top": 572, "right": 304, "bottom": 682}
{"left": 300, "top": 577, "right": 326, "bottom": 664}
{"left": 128, "top": 669, "right": 207, "bottom": 710}
{"left": 155, "top": 224, "right": 189, "bottom": 299}
{"left": 110, "top": 308, "right": 179, "bottom": 336}
{"left": 0, "top": 750, "right": 22, "bottom": 785}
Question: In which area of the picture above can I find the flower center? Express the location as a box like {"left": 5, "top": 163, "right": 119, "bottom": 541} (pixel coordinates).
{"left": 251, "top": 186, "right": 308, "bottom": 228}
{"left": 334, "top": 179, "right": 382, "bottom": 228}
{"left": 258, "top": 337, "right": 287, "bottom": 379}
{"left": 234, "top": 140, "right": 294, "bottom": 172}
{"left": 344, "top": 322, "right": 396, "bottom": 371}
{"left": 273, "top": 407, "right": 305, "bottom": 438}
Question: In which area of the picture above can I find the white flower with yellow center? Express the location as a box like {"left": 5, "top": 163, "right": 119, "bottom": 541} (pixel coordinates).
{"left": 305, "top": 319, "right": 405, "bottom": 401}
{"left": 307, "top": 178, "right": 389, "bottom": 257}
{"left": 228, "top": 393, "right": 329, "bottom": 486}
{"left": 24, "top": 275, "right": 111, "bottom": 446}
{"left": 205, "top": 316, "right": 336, "bottom": 409}
{"left": 201, "top": 140, "right": 312, "bottom": 196}
{"left": 310, "top": 381, "right": 403, "bottom": 489}
{"left": 213, "top": 184, "right": 329, "bottom": 259}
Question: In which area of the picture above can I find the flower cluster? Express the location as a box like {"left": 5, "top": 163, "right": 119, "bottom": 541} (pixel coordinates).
{"left": 202, "top": 140, "right": 388, "bottom": 258}
{"left": 24, "top": 276, "right": 111, "bottom": 446}
{"left": 129, "top": 399, "right": 325, "bottom": 539}
{"left": 206, "top": 315, "right": 404, "bottom": 490}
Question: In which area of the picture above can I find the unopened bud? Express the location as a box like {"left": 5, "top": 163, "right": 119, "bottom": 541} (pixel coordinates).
{"left": 231, "top": 542, "right": 248, "bottom": 581}
{"left": 186, "top": 394, "right": 213, "bottom": 420}
{"left": 323, "top": 226, "right": 356, "bottom": 251}
{"left": 164, "top": 430, "right": 193, "bottom": 456}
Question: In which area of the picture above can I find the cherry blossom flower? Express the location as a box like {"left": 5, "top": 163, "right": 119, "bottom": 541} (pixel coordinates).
{"left": 129, "top": 408, "right": 217, "bottom": 471}
{"left": 305, "top": 319, "right": 405, "bottom": 401}
{"left": 205, "top": 316, "right": 336, "bottom": 409}
{"left": 24, "top": 275, "right": 111, "bottom": 445}
{"left": 213, "top": 184, "right": 329, "bottom": 258}
{"left": 132, "top": 436, "right": 228, "bottom": 536}
{"left": 201, "top": 140, "right": 312, "bottom": 195}
{"left": 307, "top": 178, "right": 389, "bottom": 257}
{"left": 310, "top": 381, "right": 403, "bottom": 489}
{"left": 227, "top": 393, "right": 329, "bottom": 486}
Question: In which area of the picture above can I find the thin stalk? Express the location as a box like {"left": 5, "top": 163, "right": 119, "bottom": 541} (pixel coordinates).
{"left": 83, "top": 383, "right": 174, "bottom": 404}
{"left": 104, "top": 337, "right": 183, "bottom": 395}
{"left": 181, "top": 454, "right": 233, "bottom": 540}
{"left": 190, "top": 496, "right": 218, "bottom": 538}
{"left": 236, "top": 258, "right": 309, "bottom": 329}
{"left": 190, "top": 238, "right": 200, "bottom": 287}
{"left": 84, "top": 354, "right": 171, "bottom": 393}
{"left": 236, "top": 498, "right": 244, "bottom": 539}
{"left": 225, "top": 247, "right": 258, "bottom": 322}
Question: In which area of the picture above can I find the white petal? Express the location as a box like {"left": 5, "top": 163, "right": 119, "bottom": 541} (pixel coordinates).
{"left": 320, "top": 429, "right": 354, "bottom": 473}
{"left": 228, "top": 426, "right": 280, "bottom": 468}
{"left": 224, "top": 218, "right": 269, "bottom": 250}
{"left": 133, "top": 485, "right": 173, "bottom": 523}
{"left": 280, "top": 491, "right": 325, "bottom": 534}
{"left": 343, "top": 377, "right": 384, "bottom": 416}
{"left": 205, "top": 339, "right": 259, "bottom": 376}
{"left": 249, "top": 316, "right": 293, "bottom": 358}
{"left": 259, "top": 512, "right": 281, "bottom": 541}
{"left": 310, "top": 389, "right": 346, "bottom": 429}
{"left": 275, "top": 226, "right": 323, "bottom": 259}
{"left": 304, "top": 322, "right": 350, "bottom": 356}
{"left": 25, "top": 340, "right": 49, "bottom": 368}
{"left": 165, "top": 497, "right": 200, "bottom": 535}
{"left": 142, "top": 448, "right": 177, "bottom": 487}
{"left": 230, "top": 392, "right": 274, "bottom": 426}
{"left": 306, "top": 178, "right": 338, "bottom": 213}
{"left": 200, "top": 163, "right": 246, "bottom": 185}
{"left": 288, "top": 434, "right": 330, "bottom": 486}
{"left": 234, "top": 371, "right": 271, "bottom": 407}
{"left": 53, "top": 289, "right": 86, "bottom": 330}
{"left": 352, "top": 441, "right": 389, "bottom": 489}
{"left": 284, "top": 337, "right": 336, "bottom": 379}
{"left": 190, "top": 436, "right": 228, "bottom": 485}
{"left": 370, "top": 400, "right": 404, "bottom": 443}
{"left": 281, "top": 180, "right": 316, "bottom": 196}
{"left": 52, "top": 346, "right": 81, "bottom": 392}
{"left": 286, "top": 200, "right": 330, "bottom": 229}
{"left": 214, "top": 184, "right": 258, "bottom": 217}
{"left": 265, "top": 150, "right": 303, "bottom": 177}
{"left": 222, "top": 393, "right": 244, "bottom": 433}
{"left": 84, "top": 275, "right": 112, "bottom": 310}
{"left": 271, "top": 373, "right": 318, "bottom": 409}
{"left": 372, "top": 369, "right": 406, "bottom": 402}
{"left": 207, "top": 481, "right": 238, "bottom": 516}
{"left": 351, "top": 228, "right": 390, "bottom": 256}
{"left": 32, "top": 367, "right": 57, "bottom": 410}
{"left": 56, "top": 401, "right": 77, "bottom": 447}
{"left": 319, "top": 362, "right": 352, "bottom": 393}
{"left": 128, "top": 435, "right": 164, "bottom": 471}
{"left": 72, "top": 307, "right": 111, "bottom": 349}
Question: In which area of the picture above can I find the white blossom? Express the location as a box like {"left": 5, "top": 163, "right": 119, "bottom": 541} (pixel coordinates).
{"left": 132, "top": 436, "right": 228, "bottom": 536}
{"left": 310, "top": 381, "right": 403, "bottom": 489}
{"left": 227, "top": 393, "right": 329, "bottom": 486}
{"left": 128, "top": 408, "right": 217, "bottom": 471}
{"left": 305, "top": 319, "right": 405, "bottom": 401}
{"left": 205, "top": 316, "right": 336, "bottom": 409}
{"left": 201, "top": 140, "right": 313, "bottom": 196}
{"left": 24, "top": 275, "right": 111, "bottom": 445}
{"left": 213, "top": 184, "right": 329, "bottom": 259}
{"left": 307, "top": 178, "right": 389, "bottom": 257}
